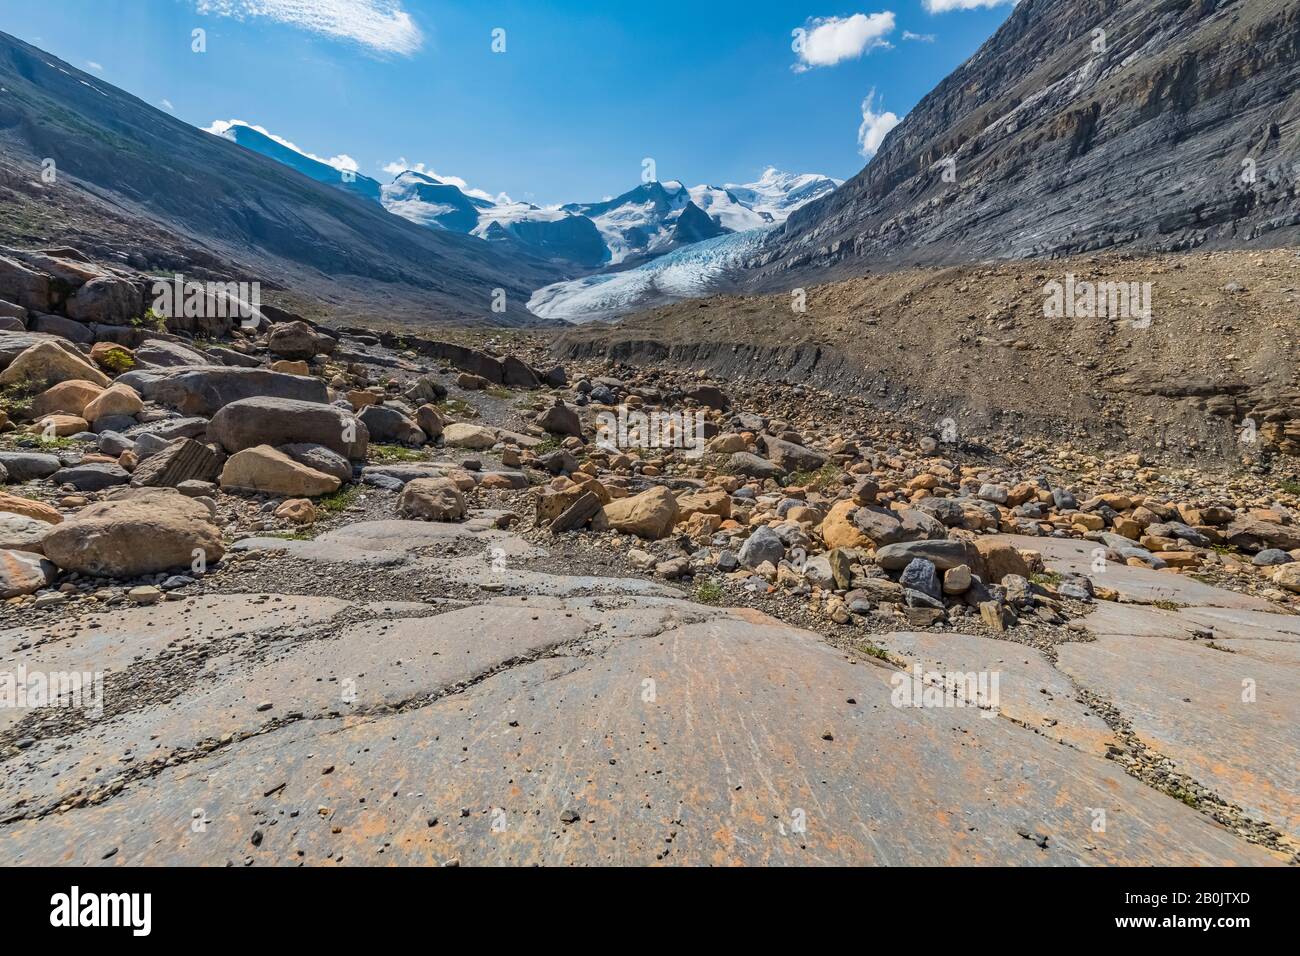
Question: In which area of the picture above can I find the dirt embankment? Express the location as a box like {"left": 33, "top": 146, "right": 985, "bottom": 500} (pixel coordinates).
{"left": 554, "top": 249, "right": 1300, "bottom": 471}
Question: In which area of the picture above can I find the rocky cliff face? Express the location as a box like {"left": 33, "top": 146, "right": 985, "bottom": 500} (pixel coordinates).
{"left": 749, "top": 0, "right": 1300, "bottom": 284}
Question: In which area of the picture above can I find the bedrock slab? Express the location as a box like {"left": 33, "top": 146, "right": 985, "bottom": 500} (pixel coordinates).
{"left": 1057, "top": 632, "right": 1299, "bottom": 842}
{"left": 0, "top": 601, "right": 1281, "bottom": 866}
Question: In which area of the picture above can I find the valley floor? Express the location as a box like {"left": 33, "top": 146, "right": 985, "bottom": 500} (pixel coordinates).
{"left": 0, "top": 333, "right": 1296, "bottom": 866}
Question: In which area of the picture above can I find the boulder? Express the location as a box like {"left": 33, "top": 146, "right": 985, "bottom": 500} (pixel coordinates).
{"left": 685, "top": 385, "right": 729, "bottom": 410}
{"left": 28, "top": 413, "right": 88, "bottom": 437}
{"left": 0, "top": 331, "right": 78, "bottom": 369}
{"left": 397, "top": 477, "right": 467, "bottom": 522}
{"left": 974, "top": 538, "right": 1032, "bottom": 583}
{"left": 0, "top": 549, "right": 55, "bottom": 597}
{"left": 271, "top": 360, "right": 311, "bottom": 376}
{"left": 208, "top": 396, "right": 367, "bottom": 459}
{"left": 548, "top": 491, "right": 602, "bottom": 533}
{"left": 31, "top": 379, "right": 104, "bottom": 418}
{"left": 220, "top": 445, "right": 341, "bottom": 497}
{"left": 0, "top": 255, "right": 52, "bottom": 312}
{"left": 268, "top": 321, "right": 335, "bottom": 360}
{"left": 134, "top": 340, "right": 210, "bottom": 368}
{"left": 900, "top": 558, "right": 942, "bottom": 602}
{"left": 41, "top": 487, "right": 225, "bottom": 576}
{"left": 0, "top": 451, "right": 62, "bottom": 481}
{"left": 600, "top": 485, "right": 678, "bottom": 539}
{"left": 707, "top": 433, "right": 747, "bottom": 454}
{"left": 538, "top": 399, "right": 582, "bottom": 437}
{"left": 275, "top": 499, "right": 318, "bottom": 525}
{"left": 415, "top": 404, "right": 445, "bottom": 439}
{"left": 403, "top": 376, "right": 448, "bottom": 404}
{"left": 1223, "top": 516, "right": 1300, "bottom": 552}
{"left": 30, "top": 313, "right": 94, "bottom": 343}
{"left": 676, "top": 489, "right": 731, "bottom": 521}
{"left": 50, "top": 463, "right": 131, "bottom": 492}
{"left": 739, "top": 525, "right": 785, "bottom": 569}
{"left": 0, "top": 341, "right": 110, "bottom": 388}
{"left": 129, "top": 438, "right": 223, "bottom": 487}
{"left": 852, "top": 506, "right": 906, "bottom": 546}
{"left": 65, "top": 276, "right": 143, "bottom": 324}
{"left": 442, "top": 423, "right": 498, "bottom": 450}
{"left": 82, "top": 383, "right": 143, "bottom": 422}
{"left": 358, "top": 404, "right": 424, "bottom": 444}
{"left": 875, "top": 539, "right": 983, "bottom": 573}
{"left": 280, "top": 443, "right": 353, "bottom": 483}
{"left": 536, "top": 482, "right": 593, "bottom": 525}
{"left": 1273, "top": 564, "right": 1300, "bottom": 593}
{"left": 820, "top": 499, "right": 873, "bottom": 550}
{"left": 728, "top": 451, "right": 784, "bottom": 480}
{"left": 128, "top": 416, "right": 209, "bottom": 444}
{"left": 761, "top": 435, "right": 828, "bottom": 473}
{"left": 118, "top": 367, "right": 329, "bottom": 417}
{"left": 0, "top": 491, "right": 61, "bottom": 524}
{"left": 502, "top": 355, "right": 541, "bottom": 389}
{"left": 0, "top": 512, "right": 51, "bottom": 553}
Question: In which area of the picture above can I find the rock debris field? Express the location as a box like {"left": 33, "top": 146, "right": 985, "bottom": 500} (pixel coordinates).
{"left": 0, "top": 254, "right": 1296, "bottom": 865}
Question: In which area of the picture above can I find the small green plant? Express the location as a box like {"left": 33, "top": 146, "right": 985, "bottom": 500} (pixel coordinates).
{"left": 264, "top": 529, "right": 315, "bottom": 541}
{"left": 532, "top": 436, "right": 562, "bottom": 456}
{"left": 1279, "top": 479, "right": 1300, "bottom": 497}
{"left": 440, "top": 398, "right": 478, "bottom": 419}
{"left": 369, "top": 443, "right": 427, "bottom": 463}
{"left": 694, "top": 578, "right": 724, "bottom": 604}
{"left": 96, "top": 348, "right": 135, "bottom": 374}
{"left": 0, "top": 376, "right": 40, "bottom": 419}
{"left": 789, "top": 463, "right": 843, "bottom": 492}
{"left": 132, "top": 308, "right": 168, "bottom": 332}
{"left": 861, "top": 644, "right": 894, "bottom": 663}
{"left": 318, "top": 485, "right": 362, "bottom": 514}
{"left": 31, "top": 436, "right": 78, "bottom": 450}
{"left": 1150, "top": 599, "right": 1183, "bottom": 611}
{"left": 485, "top": 387, "right": 511, "bottom": 399}
{"left": 1030, "top": 571, "right": 1062, "bottom": 586}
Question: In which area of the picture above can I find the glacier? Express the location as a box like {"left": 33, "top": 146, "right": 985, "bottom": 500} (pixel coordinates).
{"left": 527, "top": 226, "right": 775, "bottom": 323}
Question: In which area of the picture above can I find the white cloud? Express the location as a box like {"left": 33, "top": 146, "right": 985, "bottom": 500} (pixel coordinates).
{"left": 85, "top": 61, "right": 103, "bottom": 72}
{"left": 205, "top": 119, "right": 358, "bottom": 172}
{"left": 794, "top": 12, "right": 895, "bottom": 71}
{"left": 382, "top": 158, "right": 512, "bottom": 204}
{"left": 923, "top": 0, "right": 1016, "bottom": 12}
{"left": 903, "top": 31, "right": 936, "bottom": 42}
{"left": 160, "top": 98, "right": 175, "bottom": 111}
{"left": 858, "top": 89, "right": 900, "bottom": 158}
{"left": 193, "top": 0, "right": 423, "bottom": 55}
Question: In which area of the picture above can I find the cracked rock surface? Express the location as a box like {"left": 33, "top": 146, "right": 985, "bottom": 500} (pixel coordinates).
{"left": 0, "top": 520, "right": 1294, "bottom": 866}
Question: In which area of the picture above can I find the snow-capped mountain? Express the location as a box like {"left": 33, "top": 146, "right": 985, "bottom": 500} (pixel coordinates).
{"left": 381, "top": 170, "right": 495, "bottom": 233}
{"left": 204, "top": 120, "right": 839, "bottom": 274}
{"left": 723, "top": 168, "right": 840, "bottom": 220}
{"left": 382, "top": 170, "right": 840, "bottom": 269}
{"left": 206, "top": 121, "right": 383, "bottom": 204}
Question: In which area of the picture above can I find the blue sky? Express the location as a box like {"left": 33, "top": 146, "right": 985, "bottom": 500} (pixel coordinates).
{"left": 0, "top": 0, "right": 1016, "bottom": 205}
